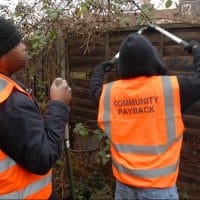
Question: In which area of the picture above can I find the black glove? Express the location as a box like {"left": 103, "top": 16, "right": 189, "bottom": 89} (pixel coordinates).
{"left": 184, "top": 40, "right": 200, "bottom": 54}
{"left": 99, "top": 61, "right": 114, "bottom": 73}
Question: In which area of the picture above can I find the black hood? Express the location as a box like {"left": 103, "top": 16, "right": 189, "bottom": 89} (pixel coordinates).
{"left": 117, "top": 33, "right": 167, "bottom": 79}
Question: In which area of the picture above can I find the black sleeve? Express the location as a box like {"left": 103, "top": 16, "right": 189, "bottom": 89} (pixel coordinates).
{"left": 0, "top": 89, "right": 69, "bottom": 175}
{"left": 177, "top": 47, "right": 200, "bottom": 113}
{"left": 89, "top": 64, "right": 104, "bottom": 107}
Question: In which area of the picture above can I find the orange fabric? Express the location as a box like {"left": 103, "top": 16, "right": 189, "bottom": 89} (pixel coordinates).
{"left": 0, "top": 163, "right": 52, "bottom": 194}
{"left": 25, "top": 183, "right": 52, "bottom": 200}
{"left": 0, "top": 73, "right": 31, "bottom": 101}
{"left": 0, "top": 150, "right": 7, "bottom": 160}
{"left": 98, "top": 76, "right": 185, "bottom": 188}
{"left": 0, "top": 74, "right": 52, "bottom": 198}
{"left": 0, "top": 79, "right": 13, "bottom": 103}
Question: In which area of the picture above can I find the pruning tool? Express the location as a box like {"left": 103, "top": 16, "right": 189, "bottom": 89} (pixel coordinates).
{"left": 110, "top": 23, "right": 190, "bottom": 65}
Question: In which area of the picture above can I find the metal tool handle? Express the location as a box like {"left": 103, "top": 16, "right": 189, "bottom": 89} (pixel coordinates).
{"left": 110, "top": 24, "right": 190, "bottom": 64}
{"left": 110, "top": 52, "right": 119, "bottom": 64}
{"left": 149, "top": 24, "right": 190, "bottom": 47}
{"left": 110, "top": 26, "right": 147, "bottom": 64}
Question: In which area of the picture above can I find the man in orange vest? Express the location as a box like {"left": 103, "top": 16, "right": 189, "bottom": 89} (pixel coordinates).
{"left": 0, "top": 18, "right": 71, "bottom": 199}
{"left": 90, "top": 33, "right": 200, "bottom": 199}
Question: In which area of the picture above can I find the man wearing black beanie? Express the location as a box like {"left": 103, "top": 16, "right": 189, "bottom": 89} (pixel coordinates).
{"left": 90, "top": 33, "right": 200, "bottom": 199}
{"left": 0, "top": 18, "right": 72, "bottom": 199}
{"left": 0, "top": 18, "right": 21, "bottom": 56}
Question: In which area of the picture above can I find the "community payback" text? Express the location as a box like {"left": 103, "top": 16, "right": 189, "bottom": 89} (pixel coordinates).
{"left": 113, "top": 96, "right": 158, "bottom": 115}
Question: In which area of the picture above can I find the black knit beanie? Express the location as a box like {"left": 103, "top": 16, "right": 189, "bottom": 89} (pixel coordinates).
{"left": 0, "top": 18, "right": 21, "bottom": 57}
{"left": 117, "top": 33, "right": 167, "bottom": 79}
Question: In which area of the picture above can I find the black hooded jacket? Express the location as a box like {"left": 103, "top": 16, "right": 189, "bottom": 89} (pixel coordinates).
{"left": 90, "top": 33, "right": 200, "bottom": 113}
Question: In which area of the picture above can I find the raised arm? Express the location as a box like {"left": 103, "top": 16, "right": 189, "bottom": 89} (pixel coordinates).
{"left": 89, "top": 61, "right": 114, "bottom": 107}
{"left": 177, "top": 42, "right": 200, "bottom": 113}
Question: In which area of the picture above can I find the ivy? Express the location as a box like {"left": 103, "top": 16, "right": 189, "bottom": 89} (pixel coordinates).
{"left": 45, "top": 8, "right": 61, "bottom": 21}
{"left": 165, "top": 0, "right": 173, "bottom": 8}
{"left": 136, "top": 3, "right": 155, "bottom": 25}
{"left": 73, "top": 123, "right": 89, "bottom": 137}
{"left": 73, "top": 122, "right": 111, "bottom": 165}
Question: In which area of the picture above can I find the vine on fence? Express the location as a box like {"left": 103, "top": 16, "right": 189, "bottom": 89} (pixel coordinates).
{"left": 73, "top": 122, "right": 111, "bottom": 165}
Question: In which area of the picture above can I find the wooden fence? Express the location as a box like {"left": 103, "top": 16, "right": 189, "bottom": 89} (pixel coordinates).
{"left": 17, "top": 24, "right": 200, "bottom": 199}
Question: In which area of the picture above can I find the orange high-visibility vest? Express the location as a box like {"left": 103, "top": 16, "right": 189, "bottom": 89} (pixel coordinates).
{"left": 98, "top": 76, "right": 185, "bottom": 188}
{"left": 0, "top": 73, "right": 52, "bottom": 199}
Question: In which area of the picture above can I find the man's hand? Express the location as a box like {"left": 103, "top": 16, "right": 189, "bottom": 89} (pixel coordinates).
{"left": 100, "top": 61, "right": 114, "bottom": 73}
{"left": 50, "top": 77, "right": 72, "bottom": 105}
{"left": 184, "top": 40, "right": 200, "bottom": 54}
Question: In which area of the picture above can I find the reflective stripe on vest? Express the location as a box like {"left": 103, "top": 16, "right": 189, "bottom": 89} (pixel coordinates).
{"left": 112, "top": 158, "right": 179, "bottom": 178}
{"left": 102, "top": 76, "right": 181, "bottom": 154}
{"left": 103, "top": 82, "right": 113, "bottom": 138}
{"left": 0, "top": 79, "right": 7, "bottom": 92}
{"left": 0, "top": 156, "right": 16, "bottom": 172}
{"left": 113, "top": 134, "right": 183, "bottom": 154}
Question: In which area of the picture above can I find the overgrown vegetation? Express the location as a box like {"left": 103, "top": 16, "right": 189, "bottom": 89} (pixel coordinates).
{"left": 73, "top": 122, "right": 111, "bottom": 165}
{"left": 1, "top": 0, "right": 183, "bottom": 58}
{"left": 75, "top": 171, "right": 113, "bottom": 200}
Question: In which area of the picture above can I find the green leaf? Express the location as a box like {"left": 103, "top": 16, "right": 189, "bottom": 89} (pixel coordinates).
{"left": 92, "top": 129, "right": 104, "bottom": 140}
{"left": 98, "top": 150, "right": 106, "bottom": 157}
{"left": 49, "top": 11, "right": 58, "bottom": 21}
{"left": 73, "top": 123, "right": 89, "bottom": 137}
{"left": 56, "top": 159, "right": 63, "bottom": 166}
{"left": 46, "top": 8, "right": 59, "bottom": 21}
{"left": 105, "top": 139, "right": 111, "bottom": 145}
{"left": 49, "top": 31, "right": 58, "bottom": 40}
{"left": 165, "top": 0, "right": 173, "bottom": 8}
{"left": 80, "top": 2, "right": 88, "bottom": 14}
{"left": 182, "top": 186, "right": 189, "bottom": 200}
{"left": 119, "top": 18, "right": 130, "bottom": 26}
{"left": 136, "top": 13, "right": 145, "bottom": 25}
{"left": 81, "top": 6, "right": 88, "bottom": 14}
